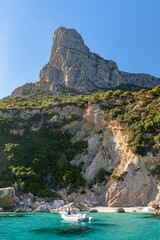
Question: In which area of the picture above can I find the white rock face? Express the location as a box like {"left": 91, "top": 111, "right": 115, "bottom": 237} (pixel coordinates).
{"left": 11, "top": 27, "right": 160, "bottom": 97}
{"left": 66, "top": 104, "right": 160, "bottom": 207}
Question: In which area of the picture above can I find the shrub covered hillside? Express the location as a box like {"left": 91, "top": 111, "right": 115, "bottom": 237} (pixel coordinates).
{"left": 0, "top": 119, "right": 87, "bottom": 197}
{"left": 0, "top": 85, "right": 159, "bottom": 197}
{"left": 1, "top": 85, "right": 159, "bottom": 156}
{"left": 102, "top": 86, "right": 160, "bottom": 156}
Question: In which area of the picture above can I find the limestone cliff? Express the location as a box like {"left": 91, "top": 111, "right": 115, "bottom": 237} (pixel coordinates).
{"left": 11, "top": 27, "right": 160, "bottom": 97}
{"left": 66, "top": 105, "right": 160, "bottom": 207}
{"left": 0, "top": 101, "right": 160, "bottom": 207}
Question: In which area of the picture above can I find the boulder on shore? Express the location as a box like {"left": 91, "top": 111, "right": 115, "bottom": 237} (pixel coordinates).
{"left": 148, "top": 201, "right": 160, "bottom": 210}
{"left": 89, "top": 208, "right": 98, "bottom": 213}
{"left": 53, "top": 200, "right": 61, "bottom": 208}
{"left": 0, "top": 187, "right": 15, "bottom": 208}
{"left": 34, "top": 205, "right": 50, "bottom": 212}
{"left": 115, "top": 208, "right": 125, "bottom": 213}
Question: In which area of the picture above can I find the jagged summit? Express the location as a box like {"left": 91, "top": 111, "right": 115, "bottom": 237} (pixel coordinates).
{"left": 11, "top": 27, "right": 160, "bottom": 97}
{"left": 38, "top": 26, "right": 119, "bottom": 93}
{"left": 49, "top": 27, "right": 88, "bottom": 61}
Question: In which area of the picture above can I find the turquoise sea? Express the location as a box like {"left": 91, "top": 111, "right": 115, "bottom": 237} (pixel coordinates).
{"left": 0, "top": 212, "right": 160, "bottom": 240}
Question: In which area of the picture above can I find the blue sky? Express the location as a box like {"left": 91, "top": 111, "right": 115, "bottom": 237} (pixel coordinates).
{"left": 0, "top": 0, "right": 160, "bottom": 99}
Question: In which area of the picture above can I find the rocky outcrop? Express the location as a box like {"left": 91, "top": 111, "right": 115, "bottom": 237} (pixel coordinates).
{"left": 13, "top": 193, "right": 66, "bottom": 212}
{"left": 0, "top": 187, "right": 15, "bottom": 208}
{"left": 40, "top": 27, "right": 160, "bottom": 91}
{"left": 11, "top": 27, "right": 160, "bottom": 97}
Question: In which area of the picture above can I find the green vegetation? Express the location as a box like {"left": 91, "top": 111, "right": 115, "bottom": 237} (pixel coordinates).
{"left": 135, "top": 166, "right": 141, "bottom": 172}
{"left": 0, "top": 119, "right": 87, "bottom": 196}
{"left": 111, "top": 171, "right": 128, "bottom": 181}
{"left": 81, "top": 189, "right": 86, "bottom": 194}
{"left": 0, "top": 84, "right": 151, "bottom": 110}
{"left": 0, "top": 83, "right": 159, "bottom": 194}
{"left": 103, "top": 86, "right": 160, "bottom": 156}
{"left": 148, "top": 164, "right": 160, "bottom": 178}
{"left": 97, "top": 168, "right": 107, "bottom": 183}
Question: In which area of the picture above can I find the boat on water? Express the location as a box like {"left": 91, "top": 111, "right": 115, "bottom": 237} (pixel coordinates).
{"left": 60, "top": 210, "right": 94, "bottom": 222}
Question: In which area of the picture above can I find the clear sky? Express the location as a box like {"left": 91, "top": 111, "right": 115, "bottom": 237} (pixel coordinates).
{"left": 0, "top": 0, "right": 160, "bottom": 99}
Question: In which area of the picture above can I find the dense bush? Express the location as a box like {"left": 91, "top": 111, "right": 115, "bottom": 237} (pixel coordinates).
{"left": 0, "top": 122, "right": 87, "bottom": 196}
{"left": 148, "top": 164, "right": 160, "bottom": 178}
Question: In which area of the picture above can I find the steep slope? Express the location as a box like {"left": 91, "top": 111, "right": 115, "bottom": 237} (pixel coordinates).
{"left": 11, "top": 27, "right": 160, "bottom": 97}
{"left": 0, "top": 87, "right": 160, "bottom": 207}
{"left": 69, "top": 105, "right": 160, "bottom": 207}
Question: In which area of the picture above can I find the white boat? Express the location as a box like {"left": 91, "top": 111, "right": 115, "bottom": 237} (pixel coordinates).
{"left": 60, "top": 211, "right": 94, "bottom": 222}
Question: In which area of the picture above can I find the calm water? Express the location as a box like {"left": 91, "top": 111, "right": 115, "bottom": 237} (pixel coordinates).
{"left": 0, "top": 212, "right": 160, "bottom": 240}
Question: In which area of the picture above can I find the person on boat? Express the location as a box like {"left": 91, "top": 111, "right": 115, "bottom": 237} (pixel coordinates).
{"left": 71, "top": 208, "right": 74, "bottom": 214}
{"left": 68, "top": 208, "right": 71, "bottom": 215}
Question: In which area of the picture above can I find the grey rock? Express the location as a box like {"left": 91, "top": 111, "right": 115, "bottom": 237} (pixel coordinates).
{"left": 27, "top": 193, "right": 34, "bottom": 201}
{"left": 19, "top": 201, "right": 25, "bottom": 206}
{"left": 14, "top": 196, "right": 19, "bottom": 203}
{"left": 34, "top": 205, "right": 50, "bottom": 212}
{"left": 58, "top": 200, "right": 64, "bottom": 206}
{"left": 63, "top": 202, "right": 76, "bottom": 209}
{"left": 53, "top": 200, "right": 60, "bottom": 208}
{"left": 92, "top": 201, "right": 99, "bottom": 207}
{"left": 31, "top": 201, "right": 40, "bottom": 210}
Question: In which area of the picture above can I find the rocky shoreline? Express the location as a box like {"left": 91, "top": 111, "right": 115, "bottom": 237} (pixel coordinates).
{"left": 0, "top": 187, "right": 159, "bottom": 214}
{"left": 0, "top": 187, "right": 92, "bottom": 213}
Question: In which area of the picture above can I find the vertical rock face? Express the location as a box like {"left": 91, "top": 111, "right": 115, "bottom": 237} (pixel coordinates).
{"left": 65, "top": 104, "right": 160, "bottom": 207}
{"left": 0, "top": 187, "right": 15, "bottom": 208}
{"left": 0, "top": 104, "right": 160, "bottom": 207}
{"left": 38, "top": 26, "right": 160, "bottom": 93}
{"left": 39, "top": 27, "right": 120, "bottom": 92}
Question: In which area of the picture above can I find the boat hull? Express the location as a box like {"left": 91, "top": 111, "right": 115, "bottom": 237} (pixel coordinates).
{"left": 61, "top": 214, "right": 82, "bottom": 222}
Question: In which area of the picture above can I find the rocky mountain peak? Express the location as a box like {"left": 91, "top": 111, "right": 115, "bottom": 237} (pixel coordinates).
{"left": 49, "top": 27, "right": 88, "bottom": 62}
{"left": 10, "top": 27, "right": 160, "bottom": 98}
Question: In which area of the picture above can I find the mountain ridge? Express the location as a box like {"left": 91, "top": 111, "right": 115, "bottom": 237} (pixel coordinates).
{"left": 10, "top": 27, "right": 160, "bottom": 98}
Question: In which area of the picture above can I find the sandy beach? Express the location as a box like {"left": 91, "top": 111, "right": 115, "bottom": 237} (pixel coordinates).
{"left": 90, "top": 206, "right": 152, "bottom": 213}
